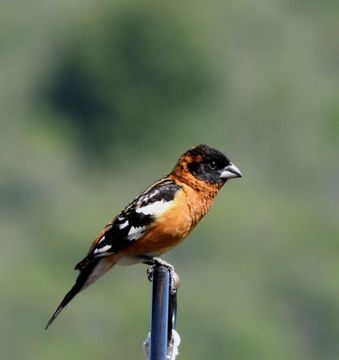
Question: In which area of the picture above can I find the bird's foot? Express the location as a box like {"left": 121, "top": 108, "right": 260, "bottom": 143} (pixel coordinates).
{"left": 140, "top": 256, "right": 178, "bottom": 291}
{"left": 145, "top": 257, "right": 174, "bottom": 282}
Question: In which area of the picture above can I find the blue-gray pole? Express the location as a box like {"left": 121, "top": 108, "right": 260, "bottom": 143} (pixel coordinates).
{"left": 150, "top": 265, "right": 170, "bottom": 360}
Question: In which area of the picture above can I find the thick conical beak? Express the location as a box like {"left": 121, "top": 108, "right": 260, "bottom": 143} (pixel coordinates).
{"left": 220, "top": 162, "right": 242, "bottom": 180}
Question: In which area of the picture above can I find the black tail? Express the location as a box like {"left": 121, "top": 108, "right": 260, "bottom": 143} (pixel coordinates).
{"left": 45, "top": 260, "right": 99, "bottom": 330}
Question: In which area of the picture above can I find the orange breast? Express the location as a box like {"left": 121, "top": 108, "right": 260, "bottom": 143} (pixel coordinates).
{"left": 120, "top": 189, "right": 193, "bottom": 256}
{"left": 118, "top": 183, "right": 216, "bottom": 257}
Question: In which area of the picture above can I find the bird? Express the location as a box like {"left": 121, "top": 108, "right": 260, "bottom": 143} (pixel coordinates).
{"left": 45, "top": 144, "right": 242, "bottom": 329}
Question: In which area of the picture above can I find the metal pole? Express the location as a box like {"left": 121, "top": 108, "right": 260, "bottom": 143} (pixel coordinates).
{"left": 150, "top": 265, "right": 170, "bottom": 360}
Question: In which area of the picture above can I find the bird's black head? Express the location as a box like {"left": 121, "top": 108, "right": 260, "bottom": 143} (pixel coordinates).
{"left": 184, "top": 144, "right": 242, "bottom": 184}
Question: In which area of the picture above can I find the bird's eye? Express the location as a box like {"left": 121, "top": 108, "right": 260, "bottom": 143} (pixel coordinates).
{"left": 208, "top": 160, "right": 217, "bottom": 170}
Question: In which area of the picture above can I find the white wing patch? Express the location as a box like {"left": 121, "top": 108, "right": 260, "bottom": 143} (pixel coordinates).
{"left": 119, "top": 220, "right": 129, "bottom": 229}
{"left": 136, "top": 200, "right": 172, "bottom": 216}
{"left": 127, "top": 225, "right": 146, "bottom": 241}
{"left": 93, "top": 244, "right": 111, "bottom": 254}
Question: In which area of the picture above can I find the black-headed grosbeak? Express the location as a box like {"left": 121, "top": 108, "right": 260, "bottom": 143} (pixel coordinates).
{"left": 46, "top": 144, "right": 242, "bottom": 329}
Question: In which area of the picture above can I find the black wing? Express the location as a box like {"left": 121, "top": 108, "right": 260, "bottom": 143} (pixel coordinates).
{"left": 75, "top": 178, "right": 181, "bottom": 269}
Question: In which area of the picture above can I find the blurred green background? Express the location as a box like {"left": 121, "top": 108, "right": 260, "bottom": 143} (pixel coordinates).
{"left": 1, "top": 0, "right": 339, "bottom": 359}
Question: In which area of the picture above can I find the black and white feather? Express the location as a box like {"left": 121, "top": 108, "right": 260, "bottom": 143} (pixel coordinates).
{"left": 82, "top": 178, "right": 181, "bottom": 262}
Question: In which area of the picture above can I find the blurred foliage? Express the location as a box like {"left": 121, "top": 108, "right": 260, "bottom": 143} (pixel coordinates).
{"left": 0, "top": 0, "right": 339, "bottom": 359}
{"left": 41, "top": 5, "right": 214, "bottom": 158}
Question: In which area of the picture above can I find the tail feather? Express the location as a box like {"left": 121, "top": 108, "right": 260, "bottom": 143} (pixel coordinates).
{"left": 74, "top": 254, "right": 96, "bottom": 271}
{"left": 45, "top": 259, "right": 99, "bottom": 330}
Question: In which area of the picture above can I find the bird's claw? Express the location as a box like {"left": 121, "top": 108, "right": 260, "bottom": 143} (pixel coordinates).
{"left": 145, "top": 257, "right": 179, "bottom": 293}
{"left": 147, "top": 265, "right": 155, "bottom": 282}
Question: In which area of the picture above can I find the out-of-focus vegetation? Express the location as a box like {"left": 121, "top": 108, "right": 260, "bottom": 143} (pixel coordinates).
{"left": 1, "top": 0, "right": 339, "bottom": 359}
